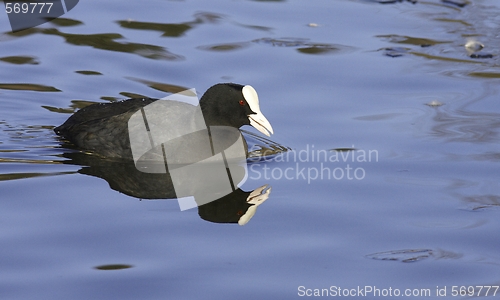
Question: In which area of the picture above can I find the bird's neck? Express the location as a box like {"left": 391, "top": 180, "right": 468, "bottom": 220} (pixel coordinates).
{"left": 200, "top": 98, "right": 228, "bottom": 127}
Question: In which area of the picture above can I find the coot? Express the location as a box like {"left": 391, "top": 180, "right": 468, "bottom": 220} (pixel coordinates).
{"left": 54, "top": 83, "right": 274, "bottom": 159}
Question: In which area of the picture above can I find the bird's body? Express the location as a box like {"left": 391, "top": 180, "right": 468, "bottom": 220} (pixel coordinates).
{"left": 55, "top": 98, "right": 157, "bottom": 158}
{"left": 54, "top": 83, "right": 273, "bottom": 159}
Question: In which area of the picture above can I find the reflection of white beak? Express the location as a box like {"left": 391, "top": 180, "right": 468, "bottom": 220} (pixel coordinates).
{"left": 242, "top": 85, "right": 274, "bottom": 137}
{"left": 249, "top": 113, "right": 274, "bottom": 137}
{"left": 238, "top": 184, "right": 272, "bottom": 226}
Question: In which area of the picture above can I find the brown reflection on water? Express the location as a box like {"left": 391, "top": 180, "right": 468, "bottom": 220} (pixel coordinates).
{"left": 0, "top": 55, "right": 39, "bottom": 65}
{"left": 0, "top": 83, "right": 60, "bottom": 92}
{"left": 124, "top": 77, "right": 190, "bottom": 94}
{"left": 43, "top": 28, "right": 183, "bottom": 61}
{"left": 252, "top": 37, "right": 355, "bottom": 55}
{"left": 116, "top": 20, "right": 192, "bottom": 38}
{"left": 115, "top": 12, "right": 226, "bottom": 37}
{"left": 94, "top": 264, "right": 133, "bottom": 271}
{"left": 4, "top": 19, "right": 185, "bottom": 61}
{"left": 376, "top": 34, "right": 451, "bottom": 46}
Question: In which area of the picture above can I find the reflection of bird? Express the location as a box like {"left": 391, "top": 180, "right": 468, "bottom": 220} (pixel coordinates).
{"left": 54, "top": 83, "right": 274, "bottom": 159}
{"left": 66, "top": 149, "right": 271, "bottom": 225}
{"left": 198, "top": 184, "right": 271, "bottom": 225}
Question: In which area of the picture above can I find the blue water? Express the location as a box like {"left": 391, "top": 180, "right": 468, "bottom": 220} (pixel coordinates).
{"left": 1, "top": 0, "right": 500, "bottom": 299}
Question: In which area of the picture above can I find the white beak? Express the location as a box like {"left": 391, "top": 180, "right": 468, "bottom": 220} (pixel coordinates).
{"left": 238, "top": 184, "right": 272, "bottom": 226}
{"left": 249, "top": 113, "right": 274, "bottom": 137}
{"left": 242, "top": 85, "right": 274, "bottom": 137}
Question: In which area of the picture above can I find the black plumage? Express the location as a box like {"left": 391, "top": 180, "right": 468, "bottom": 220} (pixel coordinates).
{"left": 54, "top": 83, "right": 273, "bottom": 159}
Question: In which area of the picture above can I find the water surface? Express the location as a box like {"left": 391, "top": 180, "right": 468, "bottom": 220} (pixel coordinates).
{"left": 1, "top": 0, "right": 500, "bottom": 299}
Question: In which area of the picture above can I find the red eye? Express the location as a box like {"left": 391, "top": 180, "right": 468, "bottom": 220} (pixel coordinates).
{"left": 239, "top": 100, "right": 245, "bottom": 106}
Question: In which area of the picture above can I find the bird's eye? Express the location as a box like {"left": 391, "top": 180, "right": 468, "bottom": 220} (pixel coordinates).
{"left": 239, "top": 100, "right": 245, "bottom": 106}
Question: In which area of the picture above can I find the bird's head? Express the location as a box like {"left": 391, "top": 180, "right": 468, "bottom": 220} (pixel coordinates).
{"left": 200, "top": 83, "right": 274, "bottom": 136}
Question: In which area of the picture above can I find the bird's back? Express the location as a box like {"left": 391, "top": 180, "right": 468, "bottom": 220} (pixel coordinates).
{"left": 54, "top": 98, "right": 158, "bottom": 158}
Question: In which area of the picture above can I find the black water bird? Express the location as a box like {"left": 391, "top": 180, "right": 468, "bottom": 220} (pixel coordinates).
{"left": 54, "top": 83, "right": 274, "bottom": 159}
